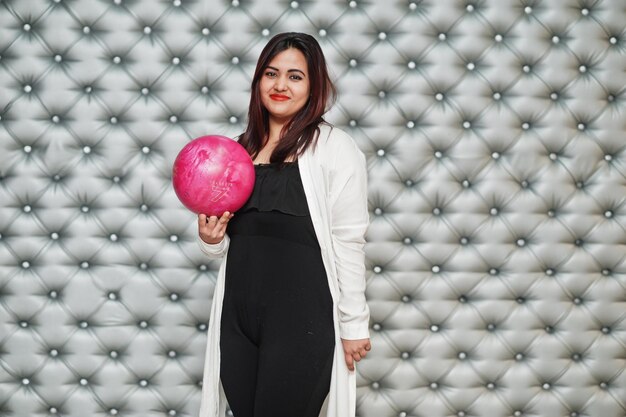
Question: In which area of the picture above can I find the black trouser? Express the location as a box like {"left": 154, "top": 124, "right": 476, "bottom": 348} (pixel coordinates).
{"left": 219, "top": 321, "right": 334, "bottom": 417}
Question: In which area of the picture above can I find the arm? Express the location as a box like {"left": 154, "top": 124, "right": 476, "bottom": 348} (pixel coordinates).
{"left": 328, "top": 132, "right": 372, "bottom": 370}
{"left": 328, "top": 132, "right": 371, "bottom": 341}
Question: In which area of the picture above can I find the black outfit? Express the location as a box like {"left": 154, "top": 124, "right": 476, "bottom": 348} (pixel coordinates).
{"left": 220, "top": 161, "right": 335, "bottom": 417}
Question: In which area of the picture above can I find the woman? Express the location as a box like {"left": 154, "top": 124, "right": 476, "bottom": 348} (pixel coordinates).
{"left": 196, "top": 32, "right": 371, "bottom": 417}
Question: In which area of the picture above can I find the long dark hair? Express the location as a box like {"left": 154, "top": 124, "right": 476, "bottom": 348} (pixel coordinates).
{"left": 238, "top": 32, "right": 336, "bottom": 164}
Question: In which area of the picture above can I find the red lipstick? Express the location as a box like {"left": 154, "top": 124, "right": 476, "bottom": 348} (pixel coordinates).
{"left": 270, "top": 94, "right": 290, "bottom": 101}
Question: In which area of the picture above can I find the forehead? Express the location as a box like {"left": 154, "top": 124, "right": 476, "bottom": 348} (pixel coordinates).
{"left": 267, "top": 48, "right": 307, "bottom": 72}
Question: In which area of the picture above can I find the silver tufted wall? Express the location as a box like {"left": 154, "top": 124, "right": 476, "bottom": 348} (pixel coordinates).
{"left": 1, "top": 0, "right": 625, "bottom": 416}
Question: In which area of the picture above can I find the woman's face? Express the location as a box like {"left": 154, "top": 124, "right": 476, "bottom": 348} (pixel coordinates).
{"left": 259, "top": 48, "right": 310, "bottom": 125}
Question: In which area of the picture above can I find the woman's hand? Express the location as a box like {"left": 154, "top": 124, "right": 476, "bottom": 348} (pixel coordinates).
{"left": 198, "top": 211, "right": 234, "bottom": 244}
{"left": 341, "top": 338, "right": 371, "bottom": 371}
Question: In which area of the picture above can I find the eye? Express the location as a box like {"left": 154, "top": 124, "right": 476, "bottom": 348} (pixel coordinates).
{"left": 290, "top": 74, "right": 303, "bottom": 81}
{"left": 264, "top": 70, "right": 277, "bottom": 77}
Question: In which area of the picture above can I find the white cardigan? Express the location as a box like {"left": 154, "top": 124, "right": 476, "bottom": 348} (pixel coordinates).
{"left": 197, "top": 124, "right": 371, "bottom": 417}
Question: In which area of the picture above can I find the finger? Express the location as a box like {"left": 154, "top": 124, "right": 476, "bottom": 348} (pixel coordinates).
{"left": 207, "top": 215, "right": 218, "bottom": 227}
{"left": 213, "top": 225, "right": 227, "bottom": 239}
{"left": 198, "top": 213, "right": 207, "bottom": 228}
{"left": 365, "top": 343, "right": 371, "bottom": 351}
{"left": 219, "top": 211, "right": 231, "bottom": 223}
{"left": 359, "top": 349, "right": 367, "bottom": 358}
{"left": 353, "top": 352, "right": 362, "bottom": 361}
{"left": 215, "top": 212, "right": 233, "bottom": 232}
{"left": 345, "top": 353, "right": 354, "bottom": 371}
{"left": 204, "top": 216, "right": 219, "bottom": 235}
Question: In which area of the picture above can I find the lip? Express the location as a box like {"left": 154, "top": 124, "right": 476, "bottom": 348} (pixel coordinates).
{"left": 269, "top": 94, "right": 290, "bottom": 101}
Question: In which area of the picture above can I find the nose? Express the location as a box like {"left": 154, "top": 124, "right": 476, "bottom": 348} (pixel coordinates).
{"left": 273, "top": 75, "right": 288, "bottom": 91}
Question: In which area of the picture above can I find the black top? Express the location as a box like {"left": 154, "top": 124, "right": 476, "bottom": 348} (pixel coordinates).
{"left": 237, "top": 161, "right": 309, "bottom": 216}
{"left": 226, "top": 160, "right": 318, "bottom": 248}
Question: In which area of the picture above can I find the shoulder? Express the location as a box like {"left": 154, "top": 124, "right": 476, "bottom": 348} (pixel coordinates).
{"left": 317, "top": 124, "right": 363, "bottom": 157}
{"left": 314, "top": 124, "right": 366, "bottom": 175}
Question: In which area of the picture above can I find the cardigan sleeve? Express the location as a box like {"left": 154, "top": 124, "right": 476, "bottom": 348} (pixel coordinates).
{"left": 327, "top": 129, "right": 371, "bottom": 340}
{"left": 197, "top": 234, "right": 230, "bottom": 259}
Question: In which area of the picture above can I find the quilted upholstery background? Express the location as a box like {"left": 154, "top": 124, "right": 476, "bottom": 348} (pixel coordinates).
{"left": 1, "top": 0, "right": 625, "bottom": 416}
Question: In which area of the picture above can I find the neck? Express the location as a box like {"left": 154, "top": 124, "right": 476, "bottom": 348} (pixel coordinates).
{"left": 267, "top": 116, "right": 290, "bottom": 144}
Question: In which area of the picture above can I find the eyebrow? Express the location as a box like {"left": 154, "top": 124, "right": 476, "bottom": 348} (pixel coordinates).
{"left": 266, "top": 65, "right": 306, "bottom": 76}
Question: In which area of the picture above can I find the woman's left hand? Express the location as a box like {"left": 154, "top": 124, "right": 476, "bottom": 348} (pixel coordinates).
{"left": 341, "top": 338, "right": 371, "bottom": 371}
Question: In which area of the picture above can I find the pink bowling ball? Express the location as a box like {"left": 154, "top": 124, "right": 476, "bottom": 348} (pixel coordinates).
{"left": 172, "top": 135, "right": 255, "bottom": 216}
